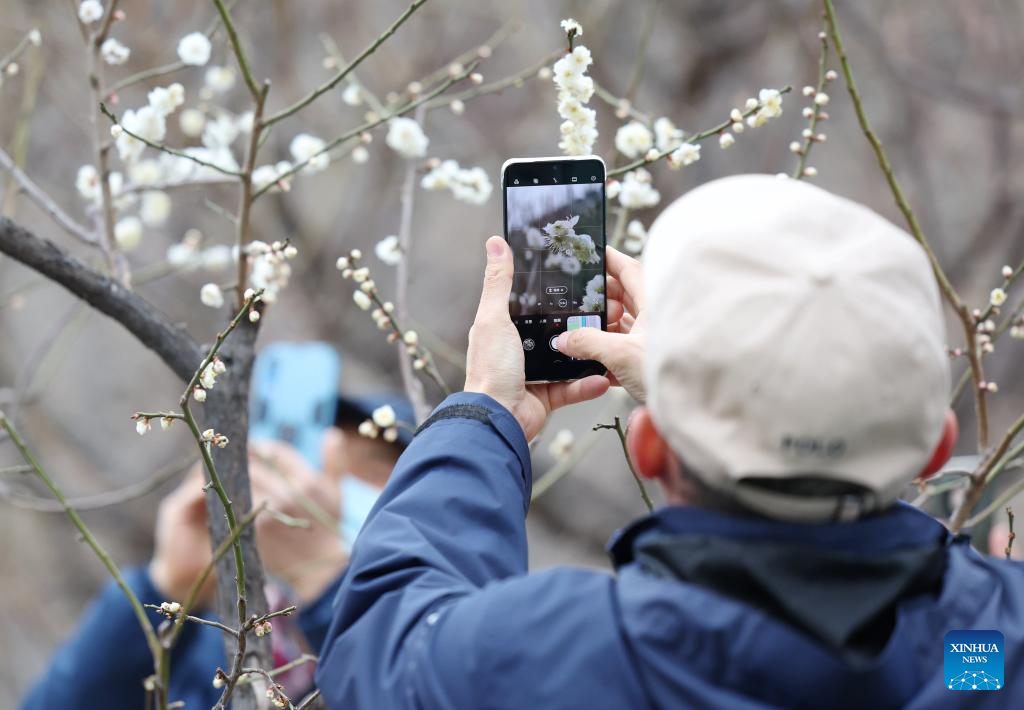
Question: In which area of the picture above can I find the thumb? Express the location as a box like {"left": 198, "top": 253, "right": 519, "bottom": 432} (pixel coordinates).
{"left": 474, "top": 236, "right": 514, "bottom": 322}
{"left": 557, "top": 327, "right": 625, "bottom": 368}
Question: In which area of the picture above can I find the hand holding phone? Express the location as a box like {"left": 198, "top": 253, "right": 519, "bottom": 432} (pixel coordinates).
{"left": 501, "top": 156, "right": 608, "bottom": 383}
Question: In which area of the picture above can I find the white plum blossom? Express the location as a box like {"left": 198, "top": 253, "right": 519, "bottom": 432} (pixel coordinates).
{"left": 201, "top": 245, "right": 233, "bottom": 271}
{"left": 204, "top": 66, "right": 236, "bottom": 93}
{"left": 342, "top": 83, "right": 362, "bottom": 106}
{"left": 136, "top": 418, "right": 151, "bottom": 436}
{"left": 614, "top": 121, "right": 653, "bottom": 159}
{"left": 654, "top": 117, "right": 684, "bottom": 152}
{"left": 667, "top": 142, "right": 700, "bottom": 170}
{"left": 560, "top": 18, "right": 582, "bottom": 37}
{"left": 129, "top": 159, "right": 162, "bottom": 186}
{"left": 177, "top": 32, "right": 212, "bottom": 66}
{"left": 375, "top": 235, "right": 402, "bottom": 265}
{"left": 580, "top": 273, "right": 605, "bottom": 312}
{"left": 140, "top": 191, "right": 171, "bottom": 226}
{"left": 991, "top": 288, "right": 1007, "bottom": 307}
{"left": 200, "top": 283, "right": 224, "bottom": 308}
{"left": 746, "top": 88, "right": 786, "bottom": 128}
{"left": 552, "top": 43, "right": 597, "bottom": 155}
{"left": 147, "top": 83, "right": 185, "bottom": 117}
{"left": 78, "top": 1, "right": 103, "bottom": 24}
{"left": 385, "top": 117, "right": 429, "bottom": 158}
{"left": 719, "top": 132, "right": 736, "bottom": 149}
{"left": 420, "top": 159, "right": 491, "bottom": 204}
{"left": 541, "top": 214, "right": 600, "bottom": 265}
{"left": 179, "top": 108, "right": 205, "bottom": 137}
{"left": 617, "top": 168, "right": 660, "bottom": 209}
{"left": 202, "top": 113, "right": 239, "bottom": 149}
{"left": 548, "top": 429, "right": 575, "bottom": 459}
{"left": 623, "top": 219, "right": 647, "bottom": 253}
{"left": 289, "top": 133, "right": 329, "bottom": 172}
{"left": 75, "top": 165, "right": 99, "bottom": 201}
{"left": 100, "top": 38, "right": 130, "bottom": 65}
{"left": 545, "top": 251, "right": 581, "bottom": 275}
{"left": 252, "top": 161, "right": 293, "bottom": 192}
{"left": 28, "top": 29, "right": 42, "bottom": 46}
{"left": 114, "top": 216, "right": 143, "bottom": 251}
{"left": 117, "top": 106, "right": 166, "bottom": 163}
{"left": 246, "top": 242, "right": 293, "bottom": 304}
{"left": 372, "top": 405, "right": 397, "bottom": 428}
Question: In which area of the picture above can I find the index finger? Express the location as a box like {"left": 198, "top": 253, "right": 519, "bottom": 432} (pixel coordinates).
{"left": 605, "top": 246, "right": 645, "bottom": 311}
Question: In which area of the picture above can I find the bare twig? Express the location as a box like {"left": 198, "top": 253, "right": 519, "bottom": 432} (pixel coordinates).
{"left": 822, "top": 0, "right": 988, "bottom": 450}
{"left": 100, "top": 103, "right": 244, "bottom": 178}
{"left": 212, "top": 0, "right": 260, "bottom": 98}
{"left": 0, "top": 217, "right": 203, "bottom": 381}
{"left": 0, "top": 147, "right": 95, "bottom": 243}
{"left": 0, "top": 412, "right": 161, "bottom": 661}
{"left": 1006, "top": 508, "right": 1016, "bottom": 560}
{"left": 263, "top": 0, "right": 431, "bottom": 127}
{"left": 423, "top": 51, "right": 561, "bottom": 111}
{"left": 623, "top": 0, "right": 660, "bottom": 104}
{"left": 594, "top": 417, "right": 653, "bottom": 512}
{"left": 792, "top": 26, "right": 830, "bottom": 179}
{"left": 953, "top": 412, "right": 1024, "bottom": 531}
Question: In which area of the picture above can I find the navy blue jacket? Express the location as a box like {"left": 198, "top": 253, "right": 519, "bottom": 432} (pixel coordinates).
{"left": 317, "top": 392, "right": 1024, "bottom": 709}
{"left": 22, "top": 567, "right": 341, "bottom": 709}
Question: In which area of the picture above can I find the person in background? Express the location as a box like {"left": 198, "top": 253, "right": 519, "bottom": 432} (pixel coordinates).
{"left": 314, "top": 175, "right": 1024, "bottom": 709}
{"left": 21, "top": 392, "right": 412, "bottom": 709}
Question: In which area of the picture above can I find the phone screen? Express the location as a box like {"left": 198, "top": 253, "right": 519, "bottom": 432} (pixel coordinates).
{"left": 502, "top": 157, "right": 607, "bottom": 382}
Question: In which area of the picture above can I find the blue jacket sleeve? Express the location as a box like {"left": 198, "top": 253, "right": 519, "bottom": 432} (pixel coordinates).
{"left": 21, "top": 567, "right": 220, "bottom": 710}
{"left": 315, "top": 392, "right": 534, "bottom": 707}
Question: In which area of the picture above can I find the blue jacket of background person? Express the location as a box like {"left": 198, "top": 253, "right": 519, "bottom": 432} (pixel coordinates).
{"left": 316, "top": 392, "right": 1024, "bottom": 709}
{"left": 20, "top": 567, "right": 341, "bottom": 709}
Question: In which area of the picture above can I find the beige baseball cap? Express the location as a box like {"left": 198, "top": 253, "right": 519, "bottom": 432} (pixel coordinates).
{"left": 643, "top": 174, "right": 950, "bottom": 522}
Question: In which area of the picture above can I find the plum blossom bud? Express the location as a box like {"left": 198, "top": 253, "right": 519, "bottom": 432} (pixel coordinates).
{"left": 212, "top": 358, "right": 226, "bottom": 375}
{"left": 814, "top": 92, "right": 830, "bottom": 106}
{"left": 243, "top": 288, "right": 257, "bottom": 302}
{"left": 549, "top": 429, "right": 575, "bottom": 459}
{"left": 372, "top": 405, "right": 396, "bottom": 428}
{"left": 215, "top": 435, "right": 229, "bottom": 448}
{"left": 350, "top": 248, "right": 362, "bottom": 259}
{"left": 28, "top": 29, "right": 42, "bottom": 46}
{"left": 248, "top": 309, "right": 260, "bottom": 323}
{"left": 351, "top": 145, "right": 369, "bottom": 164}
{"left": 382, "top": 301, "right": 394, "bottom": 313}
{"left": 1011, "top": 326, "right": 1024, "bottom": 340}
{"left": 644, "top": 148, "right": 659, "bottom": 161}
{"left": 719, "top": 133, "right": 735, "bottom": 149}
{"left": 985, "top": 381, "right": 999, "bottom": 393}
{"left": 403, "top": 330, "right": 419, "bottom": 346}
{"left": 110, "top": 124, "right": 124, "bottom": 139}
{"left": 789, "top": 141, "right": 802, "bottom": 154}
{"left": 729, "top": 108, "right": 743, "bottom": 123}
{"left": 815, "top": 133, "right": 827, "bottom": 142}
{"left": 802, "top": 128, "right": 813, "bottom": 138}
{"left": 803, "top": 166, "right": 818, "bottom": 177}
{"left": 160, "top": 417, "right": 174, "bottom": 431}
{"left": 413, "top": 358, "right": 426, "bottom": 370}
{"left": 336, "top": 256, "right": 350, "bottom": 271}
{"left": 802, "top": 107, "right": 814, "bottom": 119}
{"left": 407, "top": 81, "right": 423, "bottom": 95}
{"left": 477, "top": 44, "right": 493, "bottom": 59}
{"left": 469, "top": 72, "right": 483, "bottom": 84}
{"left": 817, "top": 31, "right": 827, "bottom": 40}
{"left": 1001, "top": 265, "right": 1014, "bottom": 279}
{"left": 448, "top": 62, "right": 465, "bottom": 78}
{"left": 136, "top": 418, "right": 151, "bottom": 436}
{"left": 382, "top": 427, "right": 399, "bottom": 443}
{"left": 406, "top": 344, "right": 418, "bottom": 356}
{"left": 358, "top": 420, "right": 379, "bottom": 438}
{"left": 538, "top": 66, "right": 552, "bottom": 80}
{"left": 359, "top": 279, "right": 375, "bottom": 293}
{"left": 802, "top": 86, "right": 816, "bottom": 97}
{"left": 283, "top": 245, "right": 298, "bottom": 260}
{"left": 201, "top": 429, "right": 215, "bottom": 441}
{"left": 449, "top": 99, "right": 465, "bottom": 115}
{"left": 353, "top": 290, "right": 372, "bottom": 310}
{"left": 825, "top": 69, "right": 838, "bottom": 81}
{"left": 991, "top": 288, "right": 1007, "bottom": 307}
{"left": 213, "top": 671, "right": 226, "bottom": 689}
{"left": 193, "top": 387, "right": 207, "bottom": 402}
{"left": 78, "top": 1, "right": 103, "bottom": 24}
{"left": 731, "top": 122, "right": 744, "bottom": 134}
{"left": 254, "top": 620, "right": 272, "bottom": 637}
{"left": 744, "top": 98, "right": 759, "bottom": 110}
{"left": 351, "top": 267, "right": 370, "bottom": 283}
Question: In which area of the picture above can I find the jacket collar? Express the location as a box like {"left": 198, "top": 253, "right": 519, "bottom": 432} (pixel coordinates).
{"left": 608, "top": 500, "right": 949, "bottom": 569}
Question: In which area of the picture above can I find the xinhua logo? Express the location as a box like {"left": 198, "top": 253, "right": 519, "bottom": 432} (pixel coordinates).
{"left": 944, "top": 631, "right": 1003, "bottom": 690}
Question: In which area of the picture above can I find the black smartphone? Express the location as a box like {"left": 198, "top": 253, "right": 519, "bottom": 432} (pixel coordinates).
{"left": 501, "top": 156, "right": 607, "bottom": 383}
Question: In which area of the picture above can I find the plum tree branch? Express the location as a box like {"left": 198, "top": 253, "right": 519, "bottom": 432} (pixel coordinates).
{"left": 0, "top": 217, "right": 203, "bottom": 381}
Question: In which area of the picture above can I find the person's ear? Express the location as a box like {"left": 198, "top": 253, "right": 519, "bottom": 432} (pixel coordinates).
{"left": 918, "top": 409, "right": 958, "bottom": 480}
{"left": 626, "top": 407, "right": 672, "bottom": 482}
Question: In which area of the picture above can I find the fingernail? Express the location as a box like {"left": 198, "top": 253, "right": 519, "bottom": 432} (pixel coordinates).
{"left": 486, "top": 236, "right": 504, "bottom": 258}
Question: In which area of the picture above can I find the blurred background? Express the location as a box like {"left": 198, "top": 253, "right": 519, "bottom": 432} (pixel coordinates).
{"left": 1, "top": 0, "right": 1023, "bottom": 702}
